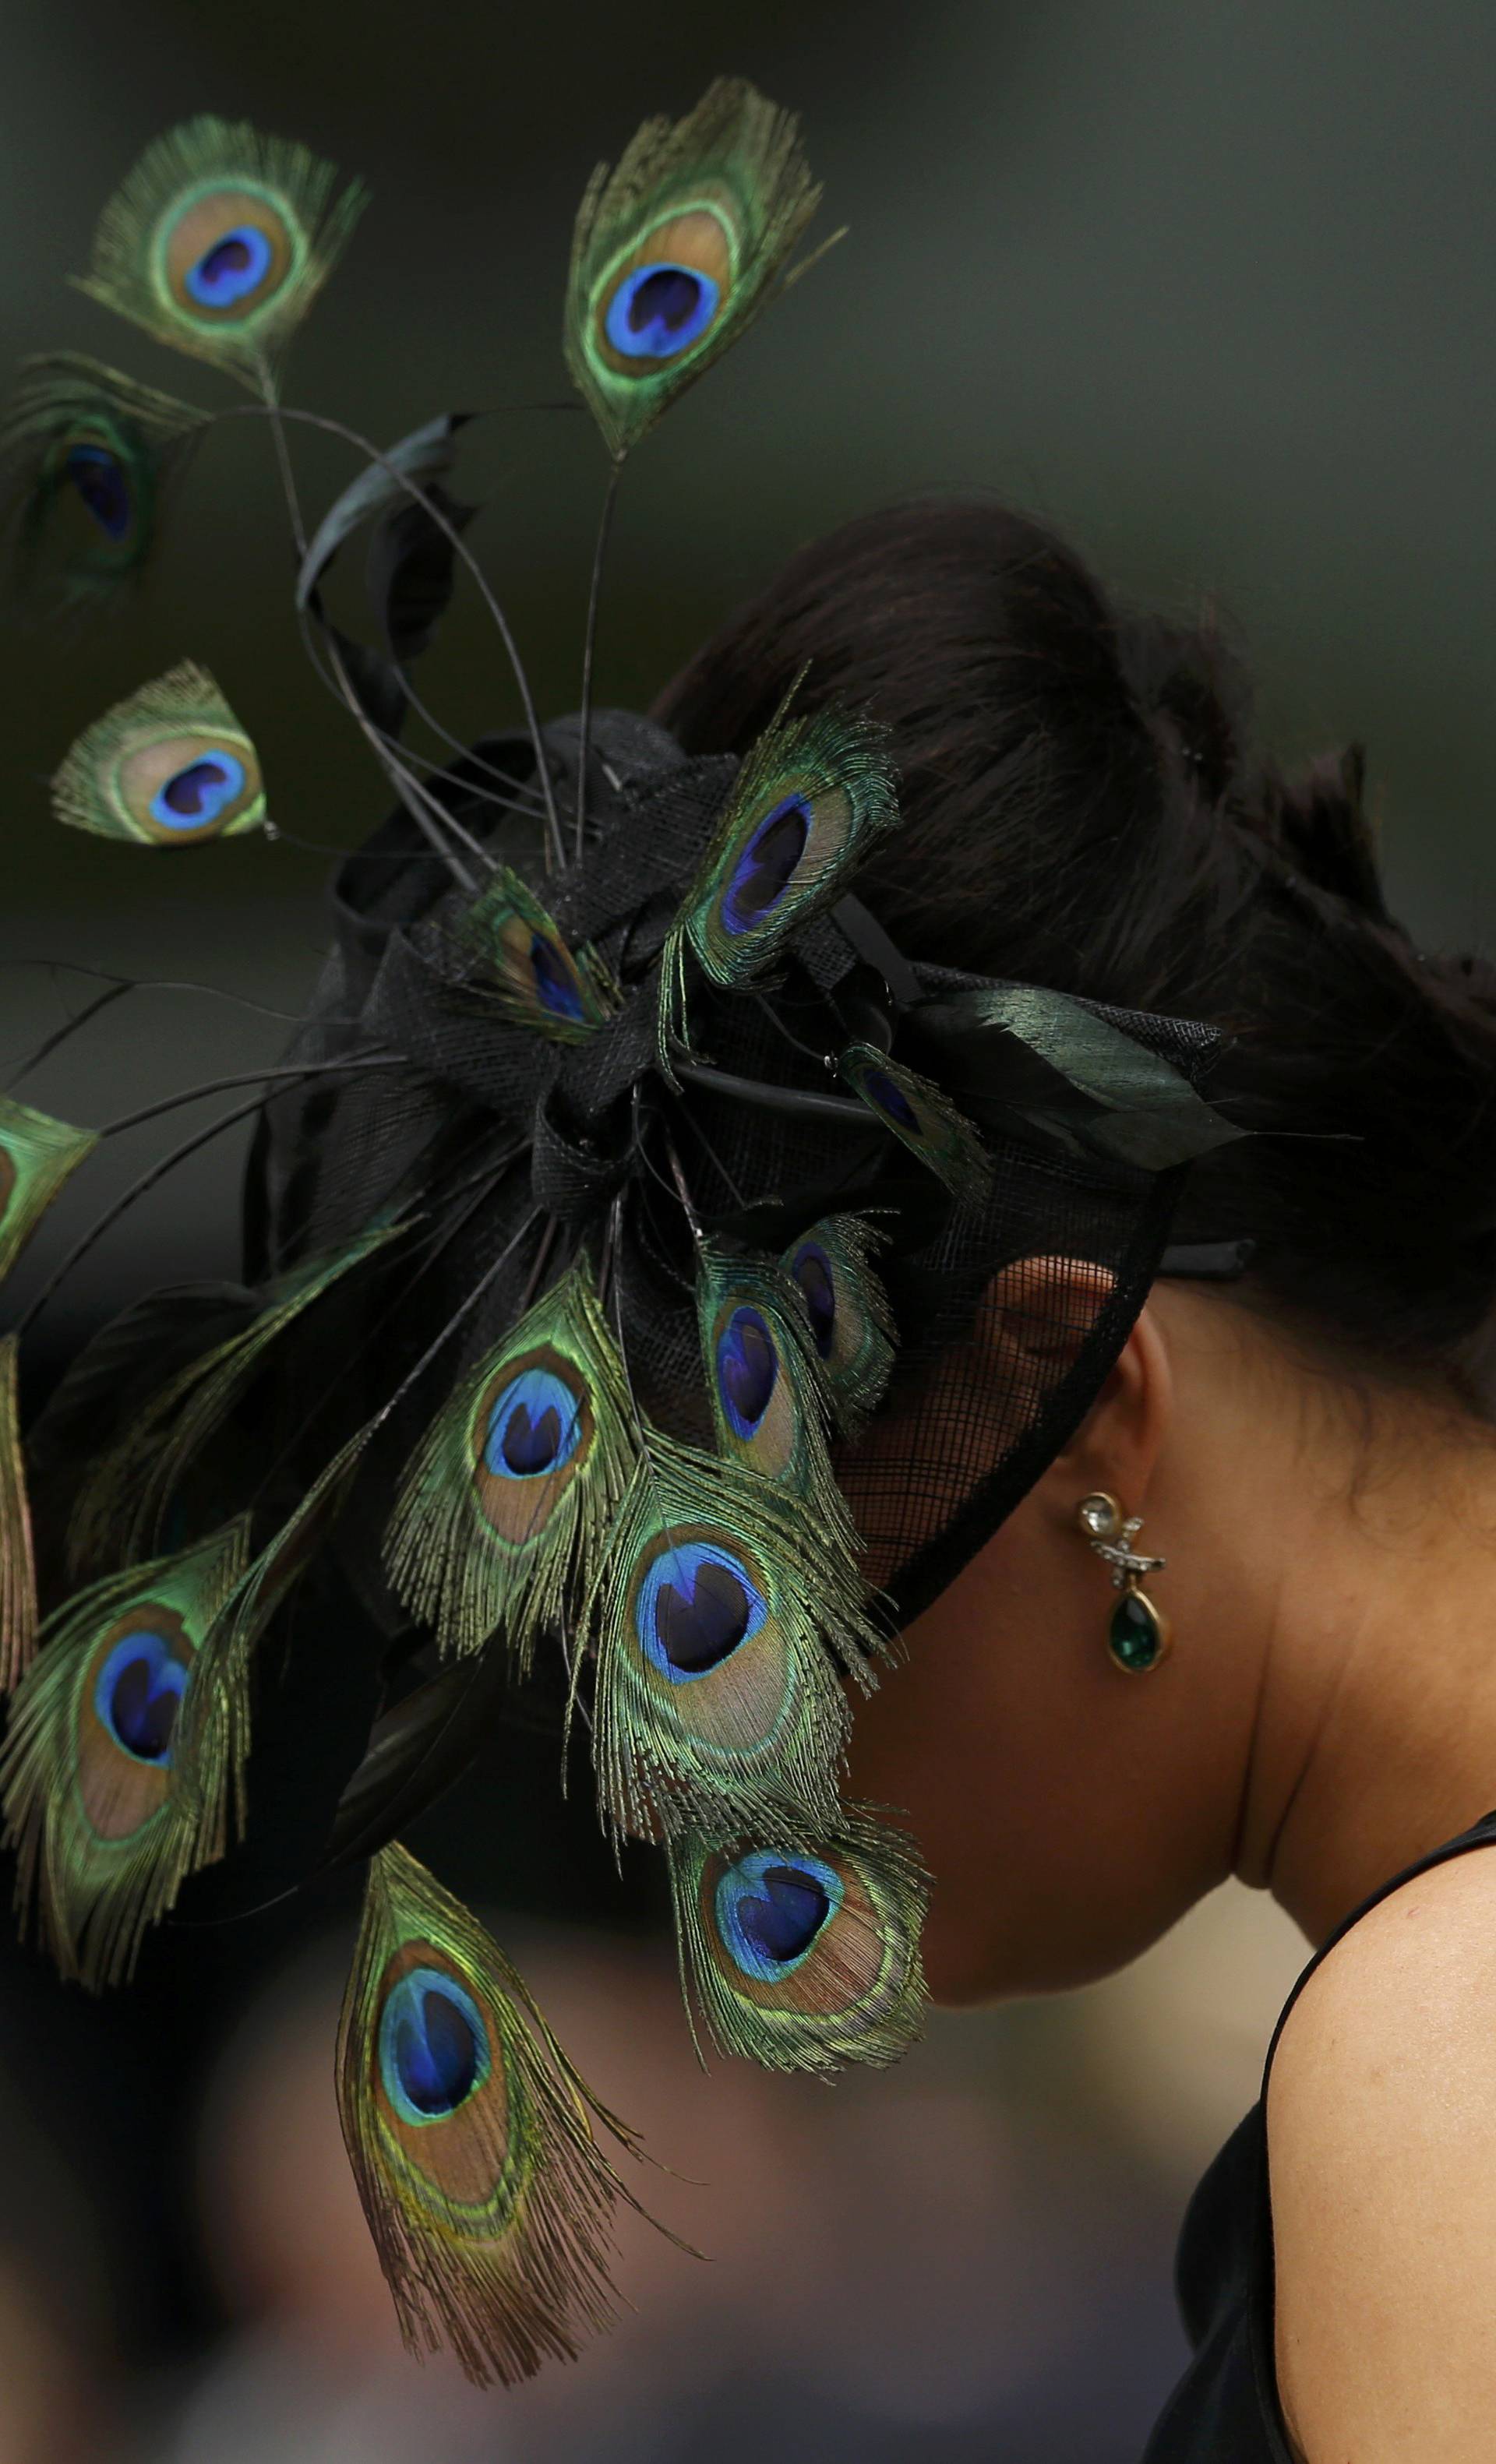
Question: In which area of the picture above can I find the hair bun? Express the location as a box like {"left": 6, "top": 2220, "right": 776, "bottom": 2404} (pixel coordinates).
{"left": 1118, "top": 613, "right": 1246, "bottom": 807}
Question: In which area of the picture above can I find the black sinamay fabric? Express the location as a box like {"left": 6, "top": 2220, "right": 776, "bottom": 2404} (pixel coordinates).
{"left": 248, "top": 708, "right": 1219, "bottom": 1658}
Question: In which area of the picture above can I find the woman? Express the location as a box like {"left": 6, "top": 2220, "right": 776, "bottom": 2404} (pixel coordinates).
{"left": 658, "top": 495, "right": 1496, "bottom": 2460}
{"left": 10, "top": 90, "right": 1488, "bottom": 2460}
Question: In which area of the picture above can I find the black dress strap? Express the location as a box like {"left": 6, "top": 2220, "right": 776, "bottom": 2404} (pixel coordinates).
{"left": 1141, "top": 1807, "right": 1496, "bottom": 2461}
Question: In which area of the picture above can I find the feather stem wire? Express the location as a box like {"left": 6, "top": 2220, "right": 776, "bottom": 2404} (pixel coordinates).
{"left": 572, "top": 455, "right": 624, "bottom": 862}
{"left": 258, "top": 396, "right": 482, "bottom": 892}
{"left": 235, "top": 403, "right": 563, "bottom": 869}
{"left": 12, "top": 1057, "right": 404, "bottom": 1338}
{"left": 95, "top": 1050, "right": 400, "bottom": 1139}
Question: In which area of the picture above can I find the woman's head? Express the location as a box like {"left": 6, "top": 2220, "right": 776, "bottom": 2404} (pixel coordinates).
{"left": 657, "top": 499, "right": 1496, "bottom": 1997}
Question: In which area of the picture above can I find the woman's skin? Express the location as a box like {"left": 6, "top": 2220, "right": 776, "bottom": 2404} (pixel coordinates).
{"left": 848, "top": 1268, "right": 1496, "bottom": 2460}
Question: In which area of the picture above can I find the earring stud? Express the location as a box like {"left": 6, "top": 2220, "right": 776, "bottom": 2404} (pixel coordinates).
{"left": 1076, "top": 1491, "right": 1171, "bottom": 1673}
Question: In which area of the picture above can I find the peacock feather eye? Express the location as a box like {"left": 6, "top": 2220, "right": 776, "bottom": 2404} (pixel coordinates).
{"left": 386, "top": 1262, "right": 637, "bottom": 1671}
{"left": 669, "top": 1812, "right": 930, "bottom": 2076}
{"left": 0, "top": 1523, "right": 252, "bottom": 1989}
{"left": 471, "top": 1346, "right": 594, "bottom": 1550}
{"left": 694, "top": 1241, "right": 851, "bottom": 1519}
{"left": 839, "top": 1042, "right": 992, "bottom": 1198}
{"left": 788, "top": 1239, "right": 837, "bottom": 1360}
{"left": 659, "top": 700, "right": 898, "bottom": 1059}
{"left": 782, "top": 1214, "right": 895, "bottom": 1435}
{"left": 52, "top": 662, "right": 266, "bottom": 846}
{"left": 379, "top": 1965, "right": 491, "bottom": 2124}
{"left": 457, "top": 869, "right": 613, "bottom": 1043}
{"left": 714, "top": 1848, "right": 842, "bottom": 1981}
{"left": 633, "top": 1535, "right": 768, "bottom": 1681}
{"left": 63, "top": 441, "right": 133, "bottom": 541}
{"left": 713, "top": 1305, "right": 778, "bottom": 1440}
{"left": 76, "top": 118, "right": 368, "bottom": 387}
{"left": 592, "top": 1430, "right": 874, "bottom": 1842}
{"left": 481, "top": 1360, "right": 587, "bottom": 1485}
{"left": 93, "top": 1626, "right": 189, "bottom": 1768}
{"left": 566, "top": 79, "right": 824, "bottom": 456}
{"left": 599, "top": 228, "right": 726, "bottom": 366}
{"left": 0, "top": 355, "right": 205, "bottom": 611}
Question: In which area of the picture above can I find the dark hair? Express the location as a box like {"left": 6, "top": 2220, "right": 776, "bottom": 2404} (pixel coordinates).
{"left": 654, "top": 499, "right": 1496, "bottom": 1392}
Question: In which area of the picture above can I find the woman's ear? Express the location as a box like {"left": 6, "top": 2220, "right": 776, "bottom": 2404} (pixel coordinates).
{"left": 982, "top": 1255, "right": 1174, "bottom": 1511}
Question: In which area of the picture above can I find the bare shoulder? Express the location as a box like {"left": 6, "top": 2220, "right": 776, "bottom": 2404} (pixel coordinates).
{"left": 1268, "top": 1843, "right": 1496, "bottom": 2462}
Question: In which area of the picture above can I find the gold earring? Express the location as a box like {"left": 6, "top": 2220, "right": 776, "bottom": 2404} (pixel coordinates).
{"left": 1076, "top": 1492, "right": 1171, "bottom": 1673}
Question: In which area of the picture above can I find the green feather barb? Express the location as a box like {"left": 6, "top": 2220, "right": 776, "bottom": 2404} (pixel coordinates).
{"left": 0, "top": 1521, "right": 252, "bottom": 1990}
{"left": 0, "top": 1338, "right": 38, "bottom": 1694}
{"left": 65, "top": 1221, "right": 404, "bottom": 1585}
{"left": 453, "top": 869, "right": 618, "bottom": 1045}
{"left": 0, "top": 354, "right": 206, "bottom": 612}
{"left": 591, "top": 1426, "right": 880, "bottom": 1842}
{"left": 384, "top": 1258, "right": 637, "bottom": 1670}
{"left": 0, "top": 1095, "right": 97, "bottom": 1285}
{"left": 660, "top": 695, "right": 898, "bottom": 1063}
{"left": 337, "top": 1843, "right": 637, "bottom": 2385}
{"left": 838, "top": 1042, "right": 993, "bottom": 1199}
{"left": 669, "top": 1805, "right": 929, "bottom": 2075}
{"left": 53, "top": 662, "right": 267, "bottom": 848}
{"left": 76, "top": 117, "right": 367, "bottom": 390}
{"left": 566, "top": 78, "right": 828, "bottom": 456}
{"left": 780, "top": 1213, "right": 895, "bottom": 1436}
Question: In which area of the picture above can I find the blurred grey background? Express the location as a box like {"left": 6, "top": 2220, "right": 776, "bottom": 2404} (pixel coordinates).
{"left": 0, "top": 4, "right": 1488, "bottom": 2459}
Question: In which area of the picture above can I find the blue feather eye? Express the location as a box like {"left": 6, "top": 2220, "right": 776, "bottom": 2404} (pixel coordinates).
{"left": 714, "top": 1849, "right": 843, "bottom": 1981}
{"left": 148, "top": 749, "right": 248, "bottom": 835}
{"left": 857, "top": 1066, "right": 919, "bottom": 1132}
{"left": 788, "top": 1240, "right": 836, "bottom": 1360}
{"left": 635, "top": 1539, "right": 768, "bottom": 1680}
{"left": 64, "top": 443, "right": 132, "bottom": 541}
{"left": 161, "top": 186, "right": 296, "bottom": 328}
{"left": 482, "top": 1365, "right": 585, "bottom": 1481}
{"left": 379, "top": 1968, "right": 491, "bottom": 2124}
{"left": 714, "top": 1306, "right": 779, "bottom": 1440}
{"left": 604, "top": 260, "right": 721, "bottom": 361}
{"left": 184, "top": 224, "right": 275, "bottom": 309}
{"left": 839, "top": 1043, "right": 991, "bottom": 1197}
{"left": 722, "top": 793, "right": 812, "bottom": 935}
{"left": 528, "top": 936, "right": 585, "bottom": 1024}
{"left": 93, "top": 1627, "right": 189, "bottom": 1765}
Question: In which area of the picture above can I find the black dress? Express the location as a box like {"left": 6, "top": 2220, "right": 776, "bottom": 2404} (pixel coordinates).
{"left": 1141, "top": 1807, "right": 1496, "bottom": 2461}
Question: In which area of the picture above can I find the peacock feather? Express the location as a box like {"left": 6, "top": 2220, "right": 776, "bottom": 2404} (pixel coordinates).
{"left": 0, "top": 1521, "right": 252, "bottom": 1989}
{"left": 65, "top": 1220, "right": 404, "bottom": 1585}
{"left": 337, "top": 1842, "right": 635, "bottom": 2385}
{"left": 52, "top": 662, "right": 266, "bottom": 847}
{"left": 660, "top": 697, "right": 898, "bottom": 1059}
{"left": 385, "top": 1256, "right": 637, "bottom": 1672}
{"left": 591, "top": 1426, "right": 879, "bottom": 1842}
{"left": 75, "top": 117, "right": 367, "bottom": 390}
{"left": 694, "top": 1239, "right": 851, "bottom": 1531}
{"left": 566, "top": 78, "right": 827, "bottom": 457}
{"left": 0, "top": 1338, "right": 37, "bottom": 1694}
{"left": 838, "top": 1042, "right": 992, "bottom": 1198}
{"left": 456, "top": 869, "right": 617, "bottom": 1045}
{"left": 781, "top": 1212, "right": 895, "bottom": 1435}
{"left": 669, "top": 1805, "right": 929, "bottom": 2075}
{"left": 0, "top": 354, "right": 206, "bottom": 612}
{"left": 0, "top": 1096, "right": 97, "bottom": 1285}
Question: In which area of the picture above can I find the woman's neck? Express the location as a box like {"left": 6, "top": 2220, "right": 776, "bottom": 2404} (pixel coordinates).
{"left": 1240, "top": 1387, "right": 1496, "bottom": 1942}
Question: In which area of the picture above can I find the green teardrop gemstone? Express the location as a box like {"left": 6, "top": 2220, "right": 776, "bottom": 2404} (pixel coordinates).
{"left": 1109, "top": 1588, "right": 1165, "bottom": 1673}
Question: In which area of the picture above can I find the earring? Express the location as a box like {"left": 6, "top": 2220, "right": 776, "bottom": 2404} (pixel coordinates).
{"left": 1076, "top": 1492, "right": 1171, "bottom": 1673}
